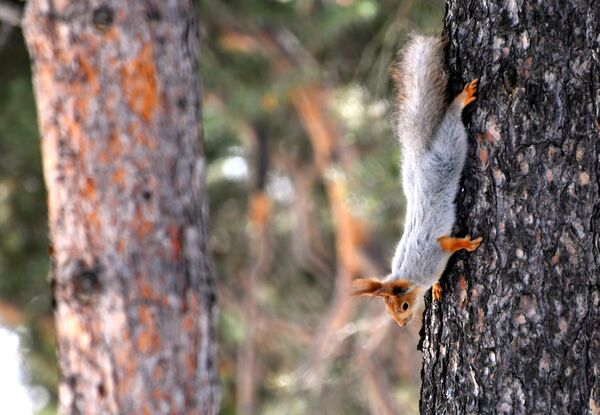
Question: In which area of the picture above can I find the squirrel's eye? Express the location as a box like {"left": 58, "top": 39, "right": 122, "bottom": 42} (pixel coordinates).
{"left": 402, "top": 302, "right": 409, "bottom": 311}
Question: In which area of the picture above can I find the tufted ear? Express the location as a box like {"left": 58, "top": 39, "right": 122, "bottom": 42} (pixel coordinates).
{"left": 352, "top": 278, "right": 412, "bottom": 297}
{"left": 352, "top": 278, "right": 411, "bottom": 297}
{"left": 351, "top": 278, "right": 384, "bottom": 297}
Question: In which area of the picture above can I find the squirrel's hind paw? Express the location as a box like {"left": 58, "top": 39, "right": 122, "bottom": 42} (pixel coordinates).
{"left": 466, "top": 236, "right": 483, "bottom": 252}
{"left": 432, "top": 282, "right": 443, "bottom": 302}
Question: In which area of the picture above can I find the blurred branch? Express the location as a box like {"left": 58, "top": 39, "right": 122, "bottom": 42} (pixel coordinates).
{"left": 219, "top": 286, "right": 312, "bottom": 345}
{"left": 278, "top": 51, "right": 369, "bottom": 391}
{"left": 0, "top": 299, "right": 55, "bottom": 339}
{"left": 352, "top": 0, "right": 415, "bottom": 94}
{"left": 359, "top": 352, "right": 400, "bottom": 415}
{"left": 0, "top": 23, "right": 13, "bottom": 50}
{"left": 217, "top": 23, "right": 389, "bottom": 393}
{"left": 237, "top": 126, "right": 272, "bottom": 415}
{"left": 0, "top": 299, "right": 24, "bottom": 327}
{"left": 275, "top": 154, "right": 334, "bottom": 278}
{"left": 0, "top": 1, "right": 22, "bottom": 26}
{"left": 0, "top": 0, "right": 21, "bottom": 52}
{"left": 236, "top": 195, "right": 269, "bottom": 415}
{"left": 353, "top": 310, "right": 399, "bottom": 414}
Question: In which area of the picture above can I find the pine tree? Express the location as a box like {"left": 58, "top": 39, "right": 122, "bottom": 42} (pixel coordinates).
{"left": 23, "top": 1, "right": 219, "bottom": 413}
{"left": 420, "top": 1, "right": 600, "bottom": 412}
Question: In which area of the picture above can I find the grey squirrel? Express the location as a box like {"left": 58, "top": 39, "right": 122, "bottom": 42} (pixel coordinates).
{"left": 352, "top": 35, "right": 482, "bottom": 327}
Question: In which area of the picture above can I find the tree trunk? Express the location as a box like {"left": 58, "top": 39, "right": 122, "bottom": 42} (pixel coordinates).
{"left": 23, "top": 1, "right": 218, "bottom": 414}
{"left": 420, "top": 1, "right": 600, "bottom": 413}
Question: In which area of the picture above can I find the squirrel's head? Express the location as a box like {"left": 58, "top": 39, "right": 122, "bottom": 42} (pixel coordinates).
{"left": 352, "top": 278, "right": 421, "bottom": 327}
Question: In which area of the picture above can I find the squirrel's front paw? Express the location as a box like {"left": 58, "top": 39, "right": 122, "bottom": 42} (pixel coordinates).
{"left": 455, "top": 79, "right": 478, "bottom": 109}
{"left": 432, "top": 282, "right": 442, "bottom": 301}
{"left": 463, "top": 79, "right": 478, "bottom": 105}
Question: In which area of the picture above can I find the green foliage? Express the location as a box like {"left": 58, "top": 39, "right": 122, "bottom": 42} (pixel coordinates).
{"left": 0, "top": 62, "right": 48, "bottom": 303}
{"left": 0, "top": 29, "right": 57, "bottom": 414}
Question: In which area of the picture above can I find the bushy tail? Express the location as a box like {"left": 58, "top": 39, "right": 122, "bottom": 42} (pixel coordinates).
{"left": 392, "top": 35, "right": 447, "bottom": 156}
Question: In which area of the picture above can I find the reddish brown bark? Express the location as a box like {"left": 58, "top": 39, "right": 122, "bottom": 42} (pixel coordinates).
{"left": 23, "top": 1, "right": 218, "bottom": 413}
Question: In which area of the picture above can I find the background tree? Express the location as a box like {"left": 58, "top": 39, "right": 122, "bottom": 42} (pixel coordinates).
{"left": 420, "top": 0, "right": 600, "bottom": 413}
{"left": 22, "top": 0, "right": 218, "bottom": 413}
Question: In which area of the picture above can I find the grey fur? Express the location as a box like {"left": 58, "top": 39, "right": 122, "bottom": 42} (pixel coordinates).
{"left": 388, "top": 35, "right": 470, "bottom": 291}
{"left": 392, "top": 35, "right": 447, "bottom": 155}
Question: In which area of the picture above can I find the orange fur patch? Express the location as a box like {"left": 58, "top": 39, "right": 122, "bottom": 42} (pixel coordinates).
{"left": 352, "top": 278, "right": 422, "bottom": 326}
{"left": 383, "top": 287, "right": 422, "bottom": 327}
{"left": 438, "top": 235, "right": 482, "bottom": 253}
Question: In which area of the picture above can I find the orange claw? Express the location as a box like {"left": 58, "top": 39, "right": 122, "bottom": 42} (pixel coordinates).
{"left": 462, "top": 79, "right": 478, "bottom": 106}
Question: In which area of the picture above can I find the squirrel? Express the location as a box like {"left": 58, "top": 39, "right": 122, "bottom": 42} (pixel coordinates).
{"left": 352, "top": 35, "right": 482, "bottom": 327}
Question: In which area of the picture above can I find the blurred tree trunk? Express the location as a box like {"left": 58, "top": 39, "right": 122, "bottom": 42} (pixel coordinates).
{"left": 23, "top": 1, "right": 219, "bottom": 414}
{"left": 420, "top": 0, "right": 600, "bottom": 413}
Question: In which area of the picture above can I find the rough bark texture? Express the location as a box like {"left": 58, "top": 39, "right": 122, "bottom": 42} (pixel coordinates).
{"left": 23, "top": 1, "right": 218, "bottom": 414}
{"left": 420, "top": 1, "right": 600, "bottom": 414}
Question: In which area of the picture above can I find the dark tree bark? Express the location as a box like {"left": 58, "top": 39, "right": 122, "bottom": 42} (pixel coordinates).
{"left": 420, "top": 1, "right": 600, "bottom": 413}
{"left": 23, "top": 1, "right": 218, "bottom": 414}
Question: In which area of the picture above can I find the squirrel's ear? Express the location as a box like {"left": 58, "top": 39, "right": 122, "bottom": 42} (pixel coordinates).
{"left": 352, "top": 278, "right": 412, "bottom": 297}
{"left": 351, "top": 278, "right": 383, "bottom": 297}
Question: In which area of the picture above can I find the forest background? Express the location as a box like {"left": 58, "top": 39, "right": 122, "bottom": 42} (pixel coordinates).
{"left": 0, "top": 0, "right": 442, "bottom": 413}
